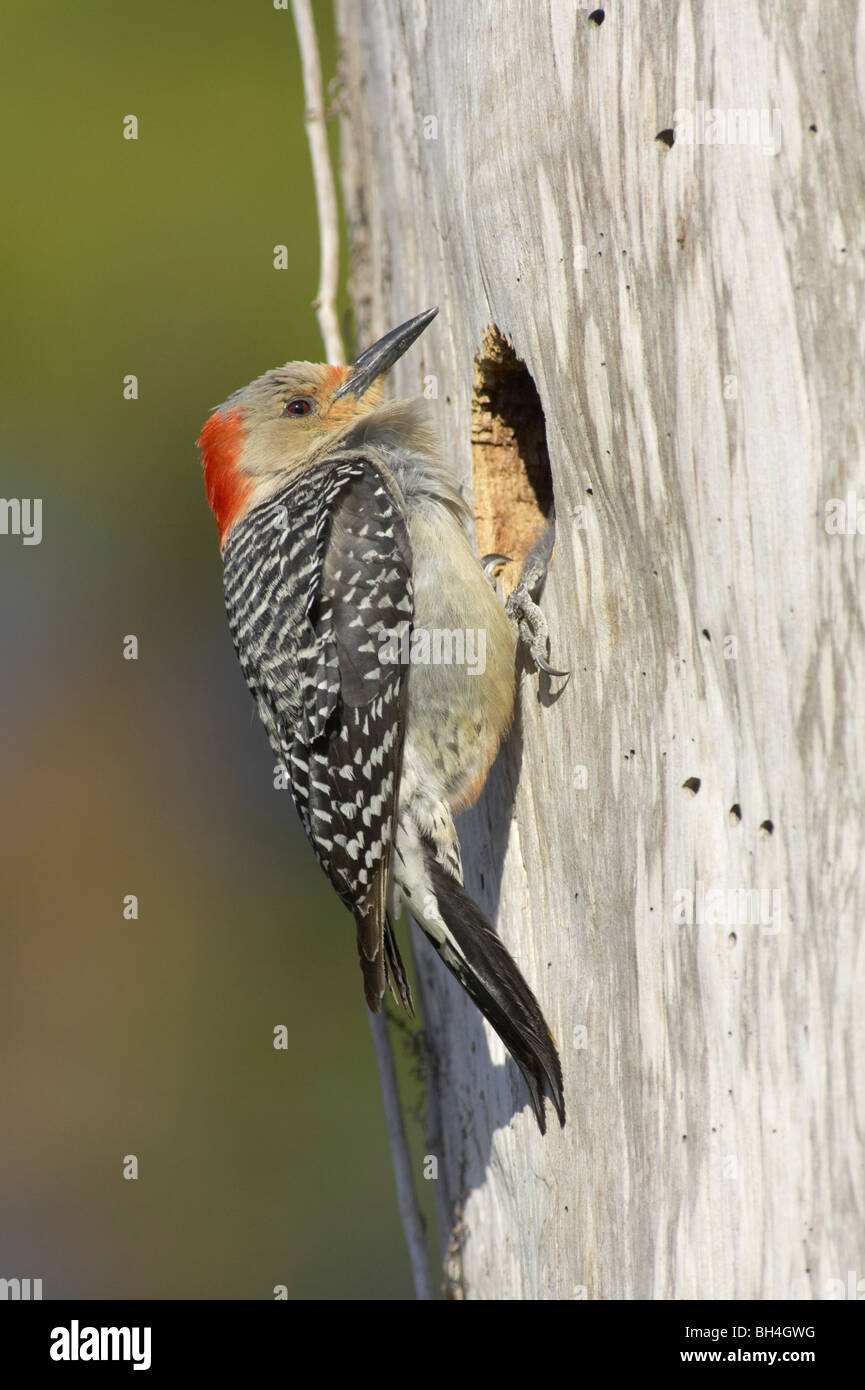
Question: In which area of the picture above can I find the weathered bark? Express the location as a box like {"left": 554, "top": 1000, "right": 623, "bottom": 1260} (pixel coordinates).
{"left": 337, "top": 0, "right": 865, "bottom": 1299}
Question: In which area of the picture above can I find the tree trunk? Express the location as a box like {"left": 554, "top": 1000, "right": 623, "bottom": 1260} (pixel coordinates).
{"left": 336, "top": 0, "right": 865, "bottom": 1299}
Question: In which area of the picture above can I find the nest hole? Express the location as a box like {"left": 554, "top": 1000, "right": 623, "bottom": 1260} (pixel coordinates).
{"left": 470, "top": 327, "right": 553, "bottom": 591}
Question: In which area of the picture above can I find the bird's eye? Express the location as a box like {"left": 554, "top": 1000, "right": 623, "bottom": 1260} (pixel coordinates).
{"left": 283, "top": 396, "right": 314, "bottom": 417}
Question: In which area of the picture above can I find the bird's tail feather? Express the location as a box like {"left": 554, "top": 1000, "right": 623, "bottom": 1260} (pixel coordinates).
{"left": 420, "top": 853, "right": 565, "bottom": 1133}
{"left": 384, "top": 917, "right": 414, "bottom": 1015}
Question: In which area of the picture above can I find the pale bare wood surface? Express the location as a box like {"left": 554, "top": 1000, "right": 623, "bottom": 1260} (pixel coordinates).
{"left": 337, "top": 0, "right": 865, "bottom": 1299}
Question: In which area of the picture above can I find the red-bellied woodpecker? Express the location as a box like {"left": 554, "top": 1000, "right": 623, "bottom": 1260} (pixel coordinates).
{"left": 198, "top": 309, "right": 565, "bottom": 1131}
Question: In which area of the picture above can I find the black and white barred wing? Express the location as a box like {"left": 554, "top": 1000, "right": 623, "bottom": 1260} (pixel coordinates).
{"left": 226, "top": 456, "right": 412, "bottom": 1011}
{"left": 302, "top": 458, "right": 412, "bottom": 1010}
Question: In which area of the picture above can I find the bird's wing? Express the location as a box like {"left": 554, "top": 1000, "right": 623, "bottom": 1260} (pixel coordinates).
{"left": 291, "top": 456, "right": 413, "bottom": 1010}
{"left": 222, "top": 455, "right": 413, "bottom": 1010}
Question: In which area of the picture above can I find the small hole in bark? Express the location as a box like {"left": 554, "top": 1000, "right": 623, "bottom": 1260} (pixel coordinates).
{"left": 728, "top": 932, "right": 737, "bottom": 946}
{"left": 729, "top": 803, "right": 742, "bottom": 824}
{"left": 809, "top": 123, "right": 817, "bottom": 132}
{"left": 760, "top": 819, "right": 774, "bottom": 835}
{"left": 471, "top": 327, "right": 554, "bottom": 590}
{"left": 656, "top": 128, "right": 676, "bottom": 148}
{"left": 702, "top": 628, "right": 711, "bottom": 641}
{"left": 683, "top": 776, "right": 701, "bottom": 795}
{"left": 588, "top": 8, "right": 605, "bottom": 23}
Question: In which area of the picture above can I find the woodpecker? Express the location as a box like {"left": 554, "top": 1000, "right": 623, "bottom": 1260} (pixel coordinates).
{"left": 198, "top": 309, "right": 565, "bottom": 1132}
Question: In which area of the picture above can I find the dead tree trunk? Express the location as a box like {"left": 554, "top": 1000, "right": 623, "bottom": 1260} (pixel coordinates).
{"left": 336, "top": 0, "right": 865, "bottom": 1299}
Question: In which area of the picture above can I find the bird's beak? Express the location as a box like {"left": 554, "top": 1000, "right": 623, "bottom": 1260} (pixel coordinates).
{"left": 333, "top": 307, "right": 438, "bottom": 399}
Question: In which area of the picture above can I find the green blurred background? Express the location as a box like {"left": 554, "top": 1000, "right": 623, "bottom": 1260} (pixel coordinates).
{"left": 0, "top": 0, "right": 430, "bottom": 1299}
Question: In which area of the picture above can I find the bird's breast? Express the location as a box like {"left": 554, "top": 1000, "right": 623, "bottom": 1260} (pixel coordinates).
{"left": 403, "top": 503, "right": 516, "bottom": 812}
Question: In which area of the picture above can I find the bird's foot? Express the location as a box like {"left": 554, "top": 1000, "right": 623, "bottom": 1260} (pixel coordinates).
{"left": 506, "top": 583, "right": 569, "bottom": 676}
{"left": 504, "top": 524, "right": 568, "bottom": 677}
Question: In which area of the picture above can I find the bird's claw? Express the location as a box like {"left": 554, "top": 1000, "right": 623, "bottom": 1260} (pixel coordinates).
{"left": 534, "top": 651, "right": 570, "bottom": 678}
{"left": 481, "top": 552, "right": 511, "bottom": 581}
{"left": 506, "top": 584, "right": 569, "bottom": 678}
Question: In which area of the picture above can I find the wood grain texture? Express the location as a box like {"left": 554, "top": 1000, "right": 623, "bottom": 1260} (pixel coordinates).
{"left": 336, "top": 0, "right": 865, "bottom": 1299}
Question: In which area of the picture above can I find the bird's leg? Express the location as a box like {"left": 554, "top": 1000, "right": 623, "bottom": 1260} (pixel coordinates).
{"left": 504, "top": 523, "right": 569, "bottom": 677}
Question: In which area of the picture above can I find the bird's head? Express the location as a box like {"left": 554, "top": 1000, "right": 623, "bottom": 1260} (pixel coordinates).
{"left": 198, "top": 308, "right": 438, "bottom": 548}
